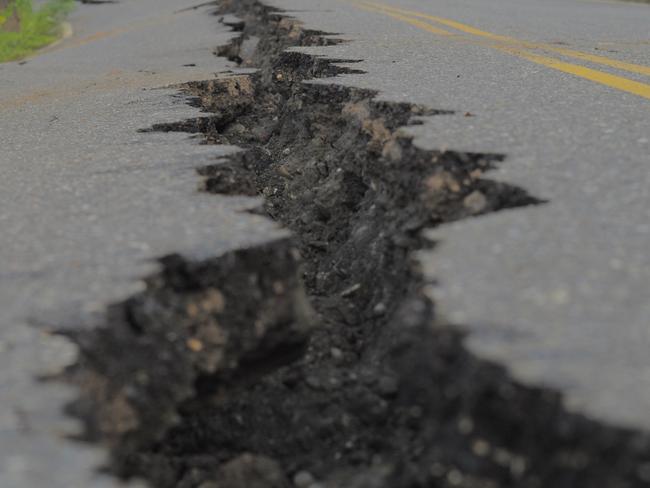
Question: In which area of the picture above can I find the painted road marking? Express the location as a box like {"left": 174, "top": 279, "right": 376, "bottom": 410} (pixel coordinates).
{"left": 351, "top": 1, "right": 650, "bottom": 100}
{"left": 362, "top": 1, "right": 650, "bottom": 77}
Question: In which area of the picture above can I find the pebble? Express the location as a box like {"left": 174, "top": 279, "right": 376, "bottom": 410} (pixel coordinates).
{"left": 457, "top": 416, "right": 474, "bottom": 434}
{"left": 293, "top": 471, "right": 315, "bottom": 487}
{"left": 472, "top": 438, "right": 491, "bottom": 457}
{"left": 447, "top": 469, "right": 463, "bottom": 486}
{"left": 186, "top": 338, "right": 204, "bottom": 352}
{"left": 228, "top": 123, "right": 247, "bottom": 135}
{"left": 463, "top": 190, "right": 488, "bottom": 214}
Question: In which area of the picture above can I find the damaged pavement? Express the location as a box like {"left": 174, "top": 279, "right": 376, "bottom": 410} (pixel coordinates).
{"left": 2, "top": 0, "right": 650, "bottom": 487}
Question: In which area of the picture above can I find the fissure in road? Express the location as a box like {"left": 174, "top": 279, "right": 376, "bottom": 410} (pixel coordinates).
{"left": 65, "top": 1, "right": 650, "bottom": 487}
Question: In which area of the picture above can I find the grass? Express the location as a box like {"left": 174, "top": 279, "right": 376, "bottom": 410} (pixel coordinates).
{"left": 0, "top": 0, "right": 74, "bottom": 62}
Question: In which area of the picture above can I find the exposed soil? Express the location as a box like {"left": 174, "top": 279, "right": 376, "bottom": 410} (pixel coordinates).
{"left": 66, "top": 1, "right": 650, "bottom": 487}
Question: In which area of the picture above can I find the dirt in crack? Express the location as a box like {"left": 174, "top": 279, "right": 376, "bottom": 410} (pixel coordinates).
{"left": 66, "top": 1, "right": 650, "bottom": 487}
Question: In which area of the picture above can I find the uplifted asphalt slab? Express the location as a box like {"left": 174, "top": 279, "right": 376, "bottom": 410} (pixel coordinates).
{"left": 0, "top": 1, "right": 284, "bottom": 487}
{"left": 259, "top": 0, "right": 650, "bottom": 429}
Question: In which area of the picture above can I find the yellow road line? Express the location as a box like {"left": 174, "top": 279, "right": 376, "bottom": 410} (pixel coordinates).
{"left": 352, "top": 1, "right": 650, "bottom": 100}
{"left": 501, "top": 47, "right": 650, "bottom": 99}
{"left": 361, "top": 0, "right": 650, "bottom": 77}
{"left": 353, "top": 2, "right": 454, "bottom": 36}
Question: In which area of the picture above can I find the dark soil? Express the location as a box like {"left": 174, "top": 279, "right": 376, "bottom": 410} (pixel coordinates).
{"left": 66, "top": 1, "right": 650, "bottom": 487}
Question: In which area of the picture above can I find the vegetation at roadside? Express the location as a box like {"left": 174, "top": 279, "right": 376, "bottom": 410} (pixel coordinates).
{"left": 0, "top": 0, "right": 74, "bottom": 62}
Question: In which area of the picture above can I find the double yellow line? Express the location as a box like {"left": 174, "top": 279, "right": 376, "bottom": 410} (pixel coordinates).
{"left": 349, "top": 0, "right": 650, "bottom": 100}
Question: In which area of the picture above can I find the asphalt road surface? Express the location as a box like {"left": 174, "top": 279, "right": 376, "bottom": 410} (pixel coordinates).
{"left": 1, "top": 0, "right": 649, "bottom": 486}
{"left": 260, "top": 0, "right": 649, "bottom": 427}
{"left": 0, "top": 2, "right": 285, "bottom": 486}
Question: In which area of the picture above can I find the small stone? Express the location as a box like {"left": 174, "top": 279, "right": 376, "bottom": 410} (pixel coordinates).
{"left": 328, "top": 376, "right": 341, "bottom": 388}
{"left": 493, "top": 448, "right": 511, "bottom": 466}
{"left": 186, "top": 338, "right": 204, "bottom": 352}
{"left": 510, "top": 455, "right": 527, "bottom": 477}
{"left": 293, "top": 471, "right": 315, "bottom": 488}
{"left": 201, "top": 289, "right": 225, "bottom": 314}
{"left": 472, "top": 439, "right": 490, "bottom": 457}
{"left": 447, "top": 177, "right": 461, "bottom": 193}
{"left": 217, "top": 454, "right": 288, "bottom": 488}
{"left": 330, "top": 347, "right": 343, "bottom": 360}
{"left": 463, "top": 190, "right": 488, "bottom": 214}
{"left": 228, "top": 123, "right": 247, "bottom": 135}
{"left": 457, "top": 416, "right": 474, "bottom": 434}
{"left": 342, "top": 101, "right": 371, "bottom": 121}
{"left": 187, "top": 302, "right": 200, "bottom": 318}
{"left": 447, "top": 469, "right": 463, "bottom": 486}
{"left": 373, "top": 302, "right": 387, "bottom": 315}
{"left": 276, "top": 165, "right": 292, "bottom": 179}
{"left": 305, "top": 375, "right": 321, "bottom": 390}
{"left": 381, "top": 138, "right": 402, "bottom": 161}
{"left": 424, "top": 174, "right": 445, "bottom": 192}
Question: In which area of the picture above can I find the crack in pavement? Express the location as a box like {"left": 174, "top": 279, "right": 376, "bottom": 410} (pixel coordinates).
{"left": 66, "top": 1, "right": 650, "bottom": 487}
{"left": 0, "top": 1, "right": 284, "bottom": 487}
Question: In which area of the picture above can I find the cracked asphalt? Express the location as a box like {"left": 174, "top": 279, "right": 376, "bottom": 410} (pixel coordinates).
{"left": 0, "top": 1, "right": 284, "bottom": 486}
{"left": 1, "top": 0, "right": 649, "bottom": 485}
{"left": 259, "top": 0, "right": 650, "bottom": 428}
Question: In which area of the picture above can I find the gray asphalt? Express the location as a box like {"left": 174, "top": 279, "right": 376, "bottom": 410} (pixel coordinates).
{"left": 0, "top": 2, "right": 284, "bottom": 487}
{"left": 1, "top": 0, "right": 649, "bottom": 486}
{"left": 264, "top": 0, "right": 650, "bottom": 428}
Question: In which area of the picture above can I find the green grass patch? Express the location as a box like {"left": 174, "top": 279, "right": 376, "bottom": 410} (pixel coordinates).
{"left": 0, "top": 0, "right": 75, "bottom": 62}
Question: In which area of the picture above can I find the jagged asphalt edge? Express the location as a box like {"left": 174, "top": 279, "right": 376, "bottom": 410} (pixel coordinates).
{"left": 60, "top": 1, "right": 650, "bottom": 487}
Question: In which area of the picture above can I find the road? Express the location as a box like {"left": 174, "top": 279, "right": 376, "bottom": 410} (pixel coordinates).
{"left": 0, "top": 2, "right": 284, "bottom": 487}
{"left": 0, "top": 0, "right": 649, "bottom": 486}
{"left": 260, "top": 0, "right": 649, "bottom": 427}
